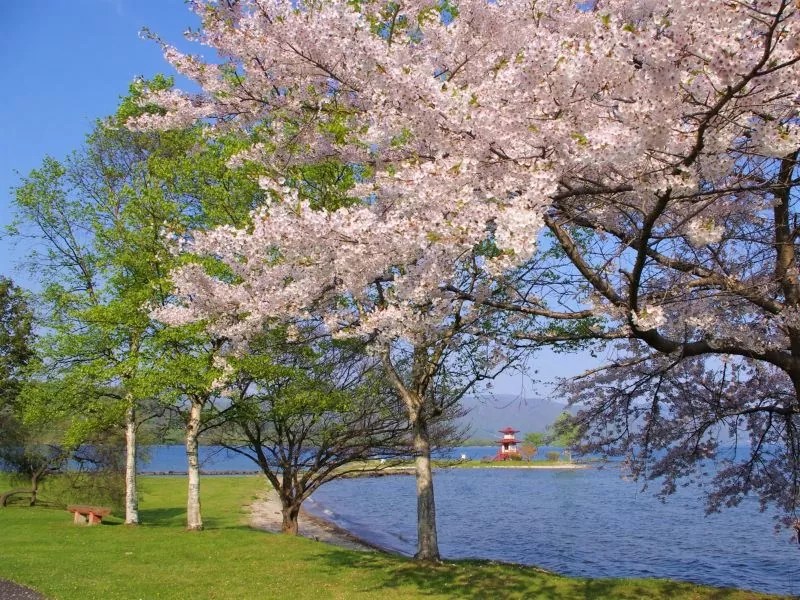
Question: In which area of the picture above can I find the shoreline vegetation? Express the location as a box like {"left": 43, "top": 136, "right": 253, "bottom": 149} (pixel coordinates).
{"left": 138, "top": 453, "right": 590, "bottom": 477}
{"left": 138, "top": 463, "right": 588, "bottom": 477}
{"left": 0, "top": 474, "right": 787, "bottom": 599}
{"left": 137, "top": 462, "right": 588, "bottom": 476}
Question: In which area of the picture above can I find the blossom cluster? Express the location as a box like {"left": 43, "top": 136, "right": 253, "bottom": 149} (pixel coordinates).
{"left": 135, "top": 0, "right": 799, "bottom": 350}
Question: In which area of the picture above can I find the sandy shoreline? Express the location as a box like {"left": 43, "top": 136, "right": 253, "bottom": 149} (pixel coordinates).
{"left": 249, "top": 487, "right": 381, "bottom": 552}
{"left": 248, "top": 463, "right": 588, "bottom": 551}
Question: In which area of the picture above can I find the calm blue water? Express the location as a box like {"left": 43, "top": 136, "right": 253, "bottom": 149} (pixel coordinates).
{"left": 308, "top": 464, "right": 800, "bottom": 596}
{"left": 141, "top": 445, "right": 800, "bottom": 596}
{"left": 140, "top": 445, "right": 259, "bottom": 472}
{"left": 139, "top": 443, "right": 504, "bottom": 471}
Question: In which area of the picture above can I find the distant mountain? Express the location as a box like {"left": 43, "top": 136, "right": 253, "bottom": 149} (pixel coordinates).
{"left": 458, "top": 394, "right": 572, "bottom": 440}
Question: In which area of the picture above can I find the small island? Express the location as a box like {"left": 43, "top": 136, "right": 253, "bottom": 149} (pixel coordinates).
{"left": 433, "top": 422, "right": 587, "bottom": 469}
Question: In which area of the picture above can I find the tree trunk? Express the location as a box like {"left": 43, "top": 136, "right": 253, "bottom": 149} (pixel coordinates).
{"left": 380, "top": 349, "right": 441, "bottom": 561}
{"left": 186, "top": 399, "right": 203, "bottom": 531}
{"left": 29, "top": 471, "right": 40, "bottom": 507}
{"left": 281, "top": 502, "right": 300, "bottom": 535}
{"left": 124, "top": 400, "right": 139, "bottom": 525}
{"left": 412, "top": 414, "right": 440, "bottom": 562}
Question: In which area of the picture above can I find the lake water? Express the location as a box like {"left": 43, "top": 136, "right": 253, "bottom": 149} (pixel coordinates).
{"left": 139, "top": 443, "right": 502, "bottom": 471}
{"left": 141, "top": 446, "right": 800, "bottom": 596}
{"left": 140, "top": 444, "right": 259, "bottom": 472}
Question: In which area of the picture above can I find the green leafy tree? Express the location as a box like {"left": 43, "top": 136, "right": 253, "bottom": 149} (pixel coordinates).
{"left": 1, "top": 387, "right": 128, "bottom": 509}
{"left": 8, "top": 77, "right": 260, "bottom": 526}
{"left": 140, "top": 324, "right": 229, "bottom": 531}
{"left": 523, "top": 413, "right": 579, "bottom": 462}
{"left": 547, "top": 412, "right": 580, "bottom": 449}
{"left": 522, "top": 432, "right": 545, "bottom": 460}
{"left": 524, "top": 431, "right": 546, "bottom": 447}
{"left": 215, "top": 331, "right": 410, "bottom": 534}
{"left": 0, "top": 277, "right": 34, "bottom": 411}
{"left": 0, "top": 279, "right": 58, "bottom": 506}
{"left": 0, "top": 412, "right": 67, "bottom": 507}
{"left": 8, "top": 76, "right": 362, "bottom": 529}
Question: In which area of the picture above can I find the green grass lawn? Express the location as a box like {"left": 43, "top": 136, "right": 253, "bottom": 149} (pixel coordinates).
{"left": 0, "top": 474, "right": 786, "bottom": 599}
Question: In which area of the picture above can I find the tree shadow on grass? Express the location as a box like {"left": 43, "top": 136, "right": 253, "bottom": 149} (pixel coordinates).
{"left": 199, "top": 516, "right": 253, "bottom": 531}
{"left": 306, "top": 549, "right": 770, "bottom": 600}
{"left": 138, "top": 507, "right": 253, "bottom": 531}
{"left": 139, "top": 507, "right": 186, "bottom": 526}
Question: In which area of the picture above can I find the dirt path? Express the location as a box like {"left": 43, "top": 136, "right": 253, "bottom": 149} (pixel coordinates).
{"left": 0, "top": 579, "right": 47, "bottom": 600}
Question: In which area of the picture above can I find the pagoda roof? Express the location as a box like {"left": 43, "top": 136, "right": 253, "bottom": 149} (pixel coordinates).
{"left": 496, "top": 439, "right": 519, "bottom": 444}
{"left": 499, "top": 427, "right": 520, "bottom": 434}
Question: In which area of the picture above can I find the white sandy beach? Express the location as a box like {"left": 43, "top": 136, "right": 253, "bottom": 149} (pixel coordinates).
{"left": 249, "top": 487, "right": 377, "bottom": 552}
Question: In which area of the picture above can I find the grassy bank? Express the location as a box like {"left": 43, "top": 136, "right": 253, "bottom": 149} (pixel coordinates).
{"left": 0, "top": 474, "right": 785, "bottom": 599}
{"left": 341, "top": 457, "right": 582, "bottom": 475}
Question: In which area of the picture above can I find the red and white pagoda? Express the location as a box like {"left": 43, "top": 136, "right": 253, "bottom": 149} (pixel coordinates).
{"left": 495, "top": 426, "right": 520, "bottom": 460}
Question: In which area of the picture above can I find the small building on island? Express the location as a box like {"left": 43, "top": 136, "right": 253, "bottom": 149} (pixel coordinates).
{"left": 495, "top": 427, "right": 520, "bottom": 460}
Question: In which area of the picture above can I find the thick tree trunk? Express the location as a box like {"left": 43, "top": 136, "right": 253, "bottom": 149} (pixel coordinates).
{"left": 380, "top": 349, "right": 442, "bottom": 561}
{"left": 281, "top": 502, "right": 300, "bottom": 535}
{"left": 124, "top": 400, "right": 139, "bottom": 525}
{"left": 412, "top": 415, "right": 440, "bottom": 562}
{"left": 186, "top": 400, "right": 203, "bottom": 531}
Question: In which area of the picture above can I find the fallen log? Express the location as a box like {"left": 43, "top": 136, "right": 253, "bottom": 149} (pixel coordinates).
{"left": 0, "top": 489, "right": 35, "bottom": 507}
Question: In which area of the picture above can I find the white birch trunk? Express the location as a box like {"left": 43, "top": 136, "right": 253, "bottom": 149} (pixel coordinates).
{"left": 124, "top": 400, "right": 139, "bottom": 525}
{"left": 186, "top": 400, "right": 203, "bottom": 531}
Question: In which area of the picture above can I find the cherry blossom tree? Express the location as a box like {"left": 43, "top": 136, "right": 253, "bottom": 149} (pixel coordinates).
{"left": 158, "top": 213, "right": 526, "bottom": 559}
{"left": 545, "top": 148, "right": 800, "bottom": 528}
{"left": 528, "top": 2, "right": 800, "bottom": 531}
{"left": 133, "top": 0, "right": 800, "bottom": 545}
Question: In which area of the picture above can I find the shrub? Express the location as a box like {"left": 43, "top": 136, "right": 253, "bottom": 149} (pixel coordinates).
{"left": 519, "top": 444, "right": 537, "bottom": 461}
{"left": 546, "top": 451, "right": 560, "bottom": 462}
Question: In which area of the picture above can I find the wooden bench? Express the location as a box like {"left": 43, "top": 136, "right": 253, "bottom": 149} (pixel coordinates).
{"left": 67, "top": 505, "right": 112, "bottom": 525}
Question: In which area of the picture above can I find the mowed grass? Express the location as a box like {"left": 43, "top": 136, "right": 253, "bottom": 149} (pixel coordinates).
{"left": 0, "top": 474, "right": 786, "bottom": 600}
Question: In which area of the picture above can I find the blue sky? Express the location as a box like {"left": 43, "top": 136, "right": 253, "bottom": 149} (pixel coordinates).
{"left": 0, "top": 0, "right": 601, "bottom": 399}
{"left": 0, "top": 0, "right": 199, "bottom": 285}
